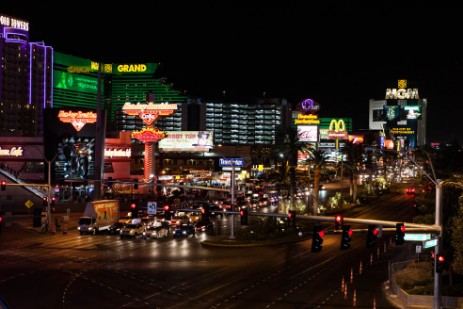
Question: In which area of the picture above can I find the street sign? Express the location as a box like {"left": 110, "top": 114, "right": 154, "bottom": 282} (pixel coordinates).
{"left": 404, "top": 233, "right": 431, "bottom": 241}
{"left": 222, "top": 167, "right": 242, "bottom": 171}
{"left": 424, "top": 238, "right": 438, "bottom": 249}
{"left": 219, "top": 158, "right": 244, "bottom": 167}
{"left": 147, "top": 201, "right": 157, "bottom": 215}
{"left": 25, "top": 200, "right": 33, "bottom": 209}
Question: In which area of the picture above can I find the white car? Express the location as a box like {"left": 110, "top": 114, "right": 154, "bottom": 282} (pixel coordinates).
{"left": 143, "top": 225, "right": 169, "bottom": 239}
{"left": 120, "top": 222, "right": 145, "bottom": 238}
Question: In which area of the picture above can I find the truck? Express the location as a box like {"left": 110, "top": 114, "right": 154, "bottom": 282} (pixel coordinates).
{"left": 77, "top": 200, "right": 120, "bottom": 235}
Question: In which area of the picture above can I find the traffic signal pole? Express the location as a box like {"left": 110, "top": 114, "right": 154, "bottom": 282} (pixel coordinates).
{"left": 407, "top": 153, "right": 442, "bottom": 309}
{"left": 229, "top": 162, "right": 235, "bottom": 240}
{"left": 434, "top": 180, "right": 443, "bottom": 309}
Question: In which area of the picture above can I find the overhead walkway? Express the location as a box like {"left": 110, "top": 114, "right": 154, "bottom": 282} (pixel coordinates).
{"left": 0, "top": 168, "right": 47, "bottom": 199}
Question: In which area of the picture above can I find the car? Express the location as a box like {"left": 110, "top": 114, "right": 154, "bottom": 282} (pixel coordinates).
{"left": 108, "top": 222, "right": 127, "bottom": 235}
{"left": 406, "top": 187, "right": 416, "bottom": 195}
{"left": 120, "top": 222, "right": 145, "bottom": 238}
{"left": 143, "top": 225, "right": 169, "bottom": 239}
{"left": 188, "top": 212, "right": 202, "bottom": 223}
{"left": 173, "top": 225, "right": 196, "bottom": 238}
{"left": 169, "top": 215, "right": 191, "bottom": 227}
{"left": 194, "top": 220, "right": 214, "bottom": 232}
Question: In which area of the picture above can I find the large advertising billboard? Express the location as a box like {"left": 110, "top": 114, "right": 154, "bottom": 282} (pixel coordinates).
{"left": 297, "top": 125, "right": 318, "bottom": 142}
{"left": 159, "top": 131, "right": 214, "bottom": 152}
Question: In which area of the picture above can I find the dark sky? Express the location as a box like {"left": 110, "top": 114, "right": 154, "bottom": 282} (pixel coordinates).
{"left": 2, "top": 1, "right": 463, "bottom": 144}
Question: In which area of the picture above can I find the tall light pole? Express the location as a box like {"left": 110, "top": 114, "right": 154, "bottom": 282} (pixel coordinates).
{"left": 406, "top": 153, "right": 442, "bottom": 309}
{"left": 45, "top": 153, "right": 60, "bottom": 228}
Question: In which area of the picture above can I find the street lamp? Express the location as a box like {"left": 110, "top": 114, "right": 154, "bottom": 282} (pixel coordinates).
{"left": 406, "top": 152, "right": 442, "bottom": 309}
{"left": 45, "top": 153, "right": 60, "bottom": 229}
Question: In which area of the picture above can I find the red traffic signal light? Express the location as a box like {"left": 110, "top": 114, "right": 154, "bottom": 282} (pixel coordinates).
{"left": 341, "top": 225, "right": 353, "bottom": 250}
{"left": 395, "top": 223, "right": 406, "bottom": 245}
{"left": 1, "top": 181, "right": 6, "bottom": 191}
{"left": 42, "top": 196, "right": 48, "bottom": 206}
{"left": 240, "top": 207, "right": 248, "bottom": 225}
{"left": 163, "top": 205, "right": 170, "bottom": 211}
{"left": 366, "top": 224, "right": 379, "bottom": 248}
{"left": 130, "top": 203, "right": 136, "bottom": 209}
{"left": 312, "top": 225, "right": 325, "bottom": 252}
{"left": 335, "top": 213, "right": 343, "bottom": 230}
{"left": 437, "top": 254, "right": 445, "bottom": 263}
{"left": 436, "top": 254, "right": 447, "bottom": 273}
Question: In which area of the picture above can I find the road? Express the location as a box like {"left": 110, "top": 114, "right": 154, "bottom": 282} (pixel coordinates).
{"left": 0, "top": 190, "right": 416, "bottom": 308}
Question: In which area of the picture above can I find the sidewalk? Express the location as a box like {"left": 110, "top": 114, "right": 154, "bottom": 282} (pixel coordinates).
{"left": 6, "top": 212, "right": 80, "bottom": 234}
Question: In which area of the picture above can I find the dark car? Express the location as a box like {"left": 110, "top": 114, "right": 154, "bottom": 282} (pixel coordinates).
{"left": 194, "top": 220, "right": 214, "bottom": 232}
{"left": 107, "top": 222, "right": 126, "bottom": 235}
{"left": 173, "top": 225, "right": 195, "bottom": 238}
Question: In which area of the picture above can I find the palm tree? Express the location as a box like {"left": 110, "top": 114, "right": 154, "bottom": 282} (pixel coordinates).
{"left": 340, "top": 140, "right": 364, "bottom": 203}
{"left": 307, "top": 149, "right": 328, "bottom": 215}
{"left": 274, "top": 126, "right": 311, "bottom": 212}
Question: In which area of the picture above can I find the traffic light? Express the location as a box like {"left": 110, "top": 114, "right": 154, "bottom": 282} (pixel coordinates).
{"left": 42, "top": 196, "right": 48, "bottom": 207}
{"left": 130, "top": 202, "right": 138, "bottom": 218}
{"left": 51, "top": 196, "right": 57, "bottom": 206}
{"left": 133, "top": 178, "right": 138, "bottom": 189}
{"left": 311, "top": 225, "right": 324, "bottom": 252}
{"left": 395, "top": 223, "right": 405, "bottom": 245}
{"left": 366, "top": 224, "right": 379, "bottom": 248}
{"left": 201, "top": 204, "right": 210, "bottom": 223}
{"left": 340, "top": 225, "right": 353, "bottom": 250}
{"left": 163, "top": 204, "right": 172, "bottom": 220}
{"left": 240, "top": 207, "right": 248, "bottom": 225}
{"left": 1, "top": 181, "right": 5, "bottom": 191}
{"left": 288, "top": 210, "right": 296, "bottom": 227}
{"left": 436, "top": 254, "right": 447, "bottom": 273}
{"left": 334, "top": 213, "right": 343, "bottom": 230}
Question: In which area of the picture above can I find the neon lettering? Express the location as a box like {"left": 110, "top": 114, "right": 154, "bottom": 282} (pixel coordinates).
{"left": 117, "top": 64, "right": 147, "bottom": 73}
{"left": 385, "top": 88, "right": 419, "bottom": 99}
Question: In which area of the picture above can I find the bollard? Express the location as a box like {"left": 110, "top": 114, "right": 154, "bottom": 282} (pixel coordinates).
{"left": 51, "top": 225, "right": 56, "bottom": 234}
{"left": 62, "top": 224, "right": 67, "bottom": 234}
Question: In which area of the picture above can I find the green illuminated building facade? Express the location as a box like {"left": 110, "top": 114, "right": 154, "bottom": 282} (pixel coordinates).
{"left": 53, "top": 52, "right": 188, "bottom": 132}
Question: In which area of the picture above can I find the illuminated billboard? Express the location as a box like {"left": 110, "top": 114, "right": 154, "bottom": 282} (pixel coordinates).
{"left": 159, "top": 131, "right": 214, "bottom": 152}
{"left": 297, "top": 125, "right": 318, "bottom": 142}
{"left": 383, "top": 105, "right": 400, "bottom": 121}
{"left": 402, "top": 105, "right": 422, "bottom": 120}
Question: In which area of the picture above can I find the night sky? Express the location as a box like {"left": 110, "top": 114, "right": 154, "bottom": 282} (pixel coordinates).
{"left": 2, "top": 1, "right": 463, "bottom": 144}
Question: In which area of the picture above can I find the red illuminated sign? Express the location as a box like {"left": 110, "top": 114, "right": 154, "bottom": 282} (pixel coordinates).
{"left": 132, "top": 128, "right": 166, "bottom": 143}
{"left": 122, "top": 102, "right": 177, "bottom": 126}
{"left": 58, "top": 110, "right": 97, "bottom": 131}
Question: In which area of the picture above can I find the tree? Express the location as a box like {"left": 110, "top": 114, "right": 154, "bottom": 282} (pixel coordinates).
{"left": 340, "top": 140, "right": 364, "bottom": 203}
{"left": 307, "top": 149, "right": 328, "bottom": 215}
{"left": 274, "top": 127, "right": 311, "bottom": 212}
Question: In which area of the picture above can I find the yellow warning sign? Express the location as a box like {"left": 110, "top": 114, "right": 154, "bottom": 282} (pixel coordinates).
{"left": 25, "top": 200, "right": 33, "bottom": 209}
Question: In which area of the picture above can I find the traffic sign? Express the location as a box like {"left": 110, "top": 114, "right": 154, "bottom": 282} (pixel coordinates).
{"left": 25, "top": 200, "right": 33, "bottom": 209}
{"left": 404, "top": 233, "right": 431, "bottom": 241}
{"left": 424, "top": 238, "right": 438, "bottom": 249}
{"left": 147, "top": 202, "right": 157, "bottom": 215}
{"left": 219, "top": 158, "right": 244, "bottom": 167}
